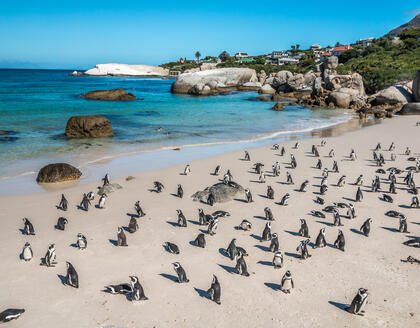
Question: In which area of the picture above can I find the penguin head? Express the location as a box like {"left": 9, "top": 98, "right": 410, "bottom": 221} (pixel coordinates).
{"left": 321, "top": 228, "right": 325, "bottom": 235}
{"left": 368, "top": 218, "right": 373, "bottom": 223}
{"left": 49, "top": 243, "right": 55, "bottom": 250}
{"left": 272, "top": 233, "right": 278, "bottom": 239}
{"left": 129, "top": 276, "right": 138, "bottom": 284}
{"left": 77, "top": 233, "right": 83, "bottom": 239}
{"left": 66, "top": 261, "right": 71, "bottom": 269}
{"left": 172, "top": 262, "right": 180, "bottom": 269}
{"left": 266, "top": 222, "right": 272, "bottom": 229}
{"left": 338, "top": 229, "right": 343, "bottom": 235}
{"left": 285, "top": 270, "right": 291, "bottom": 277}
{"left": 212, "top": 275, "right": 218, "bottom": 284}
{"left": 24, "top": 242, "right": 30, "bottom": 247}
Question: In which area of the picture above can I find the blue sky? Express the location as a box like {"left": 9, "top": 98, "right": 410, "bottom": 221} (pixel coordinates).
{"left": 0, "top": 0, "right": 419, "bottom": 69}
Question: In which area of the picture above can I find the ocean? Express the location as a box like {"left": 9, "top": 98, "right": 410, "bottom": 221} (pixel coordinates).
{"left": 0, "top": 69, "right": 351, "bottom": 182}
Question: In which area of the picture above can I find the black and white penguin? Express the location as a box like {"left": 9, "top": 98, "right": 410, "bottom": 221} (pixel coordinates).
{"left": 360, "top": 218, "right": 372, "bottom": 237}
{"left": 105, "top": 283, "right": 132, "bottom": 295}
{"left": 280, "top": 146, "right": 286, "bottom": 156}
{"left": 286, "top": 171, "right": 294, "bottom": 184}
{"left": 334, "top": 230, "right": 345, "bottom": 251}
{"left": 194, "top": 233, "right": 206, "bottom": 248}
{"left": 213, "top": 165, "right": 221, "bottom": 176}
{"left": 296, "top": 239, "right": 311, "bottom": 259}
{"left": 65, "top": 262, "right": 79, "bottom": 288}
{"left": 154, "top": 181, "right": 164, "bottom": 193}
{"left": 375, "top": 142, "right": 381, "bottom": 151}
{"left": 385, "top": 210, "right": 403, "bottom": 218}
{"left": 332, "top": 160, "right": 339, "bottom": 173}
{"left": 79, "top": 193, "right": 91, "bottom": 211}
{"left": 97, "top": 194, "right": 107, "bottom": 209}
{"left": 337, "top": 175, "right": 346, "bottom": 187}
{"left": 299, "top": 180, "right": 309, "bottom": 192}
{"left": 356, "top": 187, "right": 363, "bottom": 202}
{"left": 279, "top": 193, "right": 290, "bottom": 206}
{"left": 321, "top": 139, "right": 326, "bottom": 147}
{"left": 198, "top": 209, "right": 212, "bottom": 225}
{"left": 311, "top": 210, "right": 325, "bottom": 218}
{"left": 411, "top": 196, "right": 419, "bottom": 208}
{"left": 261, "top": 222, "right": 272, "bottom": 241}
{"left": 234, "top": 251, "right": 250, "bottom": 276}
{"left": 58, "top": 194, "right": 68, "bottom": 211}
{"left": 350, "top": 149, "right": 357, "bottom": 161}
{"left": 207, "top": 275, "right": 221, "bottom": 304}
{"left": 298, "top": 219, "right": 310, "bottom": 237}
{"left": 130, "top": 276, "right": 148, "bottom": 301}
{"left": 227, "top": 239, "right": 238, "bottom": 260}
{"left": 315, "top": 196, "right": 325, "bottom": 205}
{"left": 244, "top": 150, "right": 250, "bottom": 161}
{"left": 269, "top": 233, "right": 279, "bottom": 252}
{"left": 77, "top": 233, "right": 87, "bottom": 250}
{"left": 267, "top": 185, "right": 274, "bottom": 199}
{"left": 23, "top": 218, "right": 35, "bottom": 235}
{"left": 212, "top": 210, "right": 230, "bottom": 219}
{"left": 314, "top": 228, "right": 327, "bottom": 248}
{"left": 348, "top": 203, "right": 356, "bottom": 219}
{"left": 240, "top": 219, "right": 252, "bottom": 231}
{"left": 333, "top": 209, "right": 343, "bottom": 227}
{"left": 43, "top": 244, "right": 56, "bottom": 267}
{"left": 245, "top": 189, "right": 253, "bottom": 203}
{"left": 21, "top": 242, "right": 33, "bottom": 261}
{"left": 128, "top": 216, "right": 139, "bottom": 233}
{"left": 403, "top": 239, "right": 420, "bottom": 248}
{"left": 399, "top": 217, "right": 409, "bottom": 233}
{"left": 329, "top": 149, "right": 335, "bottom": 157}
{"left": 355, "top": 174, "right": 363, "bottom": 186}
{"left": 134, "top": 200, "right": 146, "bottom": 217}
{"left": 346, "top": 288, "right": 369, "bottom": 315}
{"left": 164, "top": 242, "right": 180, "bottom": 254}
{"left": 102, "top": 173, "right": 110, "bottom": 186}
{"left": 390, "top": 153, "right": 396, "bottom": 161}
{"left": 207, "top": 217, "right": 219, "bottom": 236}
{"left": 87, "top": 192, "right": 95, "bottom": 201}
{"left": 0, "top": 309, "right": 25, "bottom": 323}
{"left": 264, "top": 207, "right": 274, "bottom": 221}
{"left": 56, "top": 217, "right": 68, "bottom": 231}
{"left": 177, "top": 184, "right": 184, "bottom": 198}
{"left": 316, "top": 159, "right": 322, "bottom": 169}
{"left": 117, "top": 227, "right": 128, "bottom": 246}
{"left": 176, "top": 209, "right": 187, "bottom": 227}
{"left": 183, "top": 164, "right": 191, "bottom": 175}
{"left": 293, "top": 141, "right": 300, "bottom": 149}
{"left": 281, "top": 270, "right": 294, "bottom": 294}
{"left": 173, "top": 262, "right": 189, "bottom": 283}
{"left": 382, "top": 194, "right": 393, "bottom": 203}
{"left": 290, "top": 154, "right": 297, "bottom": 169}
{"left": 272, "top": 251, "right": 283, "bottom": 269}
{"left": 259, "top": 172, "right": 266, "bottom": 183}
{"left": 272, "top": 144, "right": 279, "bottom": 150}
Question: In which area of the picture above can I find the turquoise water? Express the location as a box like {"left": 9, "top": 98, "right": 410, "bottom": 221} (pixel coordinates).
{"left": 0, "top": 69, "right": 350, "bottom": 178}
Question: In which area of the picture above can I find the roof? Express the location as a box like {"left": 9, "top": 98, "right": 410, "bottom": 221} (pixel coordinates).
{"left": 321, "top": 53, "right": 331, "bottom": 56}
{"left": 331, "top": 45, "right": 353, "bottom": 52}
{"left": 237, "top": 57, "right": 255, "bottom": 62}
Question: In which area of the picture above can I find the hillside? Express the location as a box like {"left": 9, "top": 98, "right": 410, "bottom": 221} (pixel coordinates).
{"left": 386, "top": 14, "right": 420, "bottom": 37}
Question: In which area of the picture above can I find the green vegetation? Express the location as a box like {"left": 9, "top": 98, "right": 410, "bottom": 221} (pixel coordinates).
{"left": 337, "top": 28, "right": 420, "bottom": 93}
{"left": 159, "top": 61, "right": 200, "bottom": 73}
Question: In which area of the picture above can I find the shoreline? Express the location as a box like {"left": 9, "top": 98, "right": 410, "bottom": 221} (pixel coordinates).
{"left": 0, "top": 114, "right": 378, "bottom": 197}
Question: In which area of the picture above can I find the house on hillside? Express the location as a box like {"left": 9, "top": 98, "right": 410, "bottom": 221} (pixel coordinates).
{"left": 355, "top": 37, "right": 375, "bottom": 46}
{"left": 320, "top": 52, "right": 331, "bottom": 61}
{"left": 234, "top": 52, "right": 249, "bottom": 58}
{"left": 277, "top": 57, "right": 299, "bottom": 65}
{"left": 331, "top": 45, "right": 353, "bottom": 56}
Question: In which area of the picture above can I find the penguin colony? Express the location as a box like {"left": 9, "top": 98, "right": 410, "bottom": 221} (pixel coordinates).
{"left": 3, "top": 137, "right": 420, "bottom": 325}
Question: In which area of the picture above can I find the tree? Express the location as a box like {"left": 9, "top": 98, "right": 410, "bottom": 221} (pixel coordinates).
{"left": 296, "top": 44, "right": 300, "bottom": 50}
{"left": 335, "top": 41, "right": 342, "bottom": 47}
{"left": 195, "top": 51, "right": 201, "bottom": 63}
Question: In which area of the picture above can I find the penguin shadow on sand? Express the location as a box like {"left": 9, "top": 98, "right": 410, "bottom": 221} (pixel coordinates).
{"left": 258, "top": 194, "right": 269, "bottom": 199}
{"left": 166, "top": 220, "right": 179, "bottom": 227}
{"left": 253, "top": 215, "right": 267, "bottom": 221}
{"left": 328, "top": 300, "right": 349, "bottom": 312}
{"left": 57, "top": 274, "right": 67, "bottom": 286}
{"left": 218, "top": 248, "right": 229, "bottom": 257}
{"left": 399, "top": 204, "right": 413, "bottom": 209}
{"left": 258, "top": 260, "right": 274, "bottom": 267}
{"left": 350, "top": 228, "right": 365, "bottom": 236}
{"left": 342, "top": 196, "right": 356, "bottom": 202}
{"left": 76, "top": 205, "right": 88, "bottom": 211}
{"left": 284, "top": 230, "right": 301, "bottom": 237}
{"left": 254, "top": 244, "right": 270, "bottom": 252}
{"left": 159, "top": 273, "right": 179, "bottom": 283}
{"left": 264, "top": 282, "right": 281, "bottom": 291}
{"left": 69, "top": 242, "right": 78, "bottom": 248}
{"left": 249, "top": 234, "right": 262, "bottom": 241}
{"left": 18, "top": 228, "right": 26, "bottom": 235}
{"left": 234, "top": 198, "right": 249, "bottom": 203}
{"left": 218, "top": 263, "right": 236, "bottom": 274}
{"left": 187, "top": 220, "right": 201, "bottom": 226}
{"left": 194, "top": 287, "right": 209, "bottom": 299}
{"left": 108, "top": 239, "right": 119, "bottom": 246}
{"left": 411, "top": 221, "right": 420, "bottom": 226}
{"left": 381, "top": 226, "right": 399, "bottom": 233}
{"left": 284, "top": 251, "right": 301, "bottom": 259}
{"left": 315, "top": 220, "right": 334, "bottom": 227}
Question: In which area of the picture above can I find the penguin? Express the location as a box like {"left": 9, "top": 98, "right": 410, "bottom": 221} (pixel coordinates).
{"left": 298, "top": 219, "right": 310, "bottom": 237}
{"left": 244, "top": 150, "right": 250, "bottom": 161}
{"left": 333, "top": 209, "right": 343, "bottom": 227}
{"left": 227, "top": 239, "right": 238, "bottom": 260}
{"left": 198, "top": 209, "right": 212, "bottom": 225}
{"left": 279, "top": 193, "right": 290, "bottom": 206}
{"left": 316, "top": 159, "right": 322, "bottom": 169}
{"left": 346, "top": 288, "right": 369, "bottom": 315}
{"left": 360, "top": 218, "right": 372, "bottom": 237}
{"left": 65, "top": 262, "right": 79, "bottom": 288}
{"left": 234, "top": 251, "right": 250, "bottom": 276}
{"left": 267, "top": 186, "right": 274, "bottom": 199}
{"left": 269, "top": 233, "right": 279, "bottom": 252}
{"left": 322, "top": 168, "right": 329, "bottom": 178}
{"left": 207, "top": 217, "right": 218, "bottom": 236}
{"left": 43, "top": 243, "right": 56, "bottom": 267}
{"left": 281, "top": 270, "right": 294, "bottom": 294}
{"left": 97, "top": 194, "right": 107, "bottom": 209}
{"left": 375, "top": 142, "right": 381, "bottom": 151}
{"left": 321, "top": 139, "right": 326, "bottom": 147}
{"left": 311, "top": 210, "right": 325, "bottom": 218}
{"left": 102, "top": 173, "right": 110, "bottom": 186}
{"left": 280, "top": 146, "right": 286, "bottom": 156}
{"left": 296, "top": 239, "right": 311, "bottom": 259}
{"left": 299, "top": 180, "right": 309, "bottom": 192}
{"left": 323, "top": 205, "right": 336, "bottom": 213}
{"left": 261, "top": 222, "right": 272, "bottom": 241}
{"left": 293, "top": 141, "right": 300, "bottom": 149}
{"left": 245, "top": 189, "right": 253, "bottom": 203}
{"left": 290, "top": 154, "right": 297, "bottom": 169}
{"left": 264, "top": 207, "right": 275, "bottom": 221}
{"left": 405, "top": 147, "right": 411, "bottom": 155}
{"left": 212, "top": 210, "right": 230, "bottom": 219}
{"left": 77, "top": 233, "right": 87, "bottom": 250}
{"left": 176, "top": 209, "right": 187, "bottom": 227}
{"left": 213, "top": 165, "right": 221, "bottom": 176}
{"left": 382, "top": 194, "right": 393, "bottom": 203}
{"left": 128, "top": 216, "right": 139, "bottom": 233}
{"left": 58, "top": 194, "right": 68, "bottom": 211}
{"left": 410, "top": 196, "right": 419, "bottom": 208}
{"left": 259, "top": 172, "right": 266, "bottom": 183}
{"left": 313, "top": 146, "right": 320, "bottom": 157}
{"left": 21, "top": 242, "right": 33, "bottom": 261}
{"left": 23, "top": 218, "right": 35, "bottom": 235}
{"left": 334, "top": 202, "right": 349, "bottom": 209}
{"left": 134, "top": 201, "right": 146, "bottom": 217}
{"left": 286, "top": 171, "right": 294, "bottom": 184}
{"left": 389, "top": 181, "right": 396, "bottom": 194}
{"left": 207, "top": 275, "right": 221, "bottom": 304}
{"left": 385, "top": 210, "right": 403, "bottom": 218}
{"left": 177, "top": 184, "right": 184, "bottom": 198}
{"left": 348, "top": 203, "right": 356, "bottom": 218}
{"left": 272, "top": 251, "right": 283, "bottom": 269}
{"left": 173, "top": 262, "right": 189, "bottom": 283}
{"left": 254, "top": 163, "right": 264, "bottom": 174}
{"left": 0, "top": 309, "right": 25, "bottom": 323}
{"left": 314, "top": 228, "right": 327, "bottom": 248}
{"left": 105, "top": 283, "right": 132, "bottom": 295}
{"left": 194, "top": 233, "right": 206, "bottom": 248}
{"left": 207, "top": 193, "right": 215, "bottom": 206}
{"left": 56, "top": 217, "right": 68, "bottom": 231}
{"left": 337, "top": 175, "right": 346, "bottom": 187}
{"left": 350, "top": 149, "right": 357, "bottom": 161}
{"left": 130, "top": 276, "right": 148, "bottom": 301}
{"left": 226, "top": 169, "right": 233, "bottom": 182}
{"left": 403, "top": 239, "right": 420, "bottom": 248}
{"left": 399, "top": 217, "right": 409, "bottom": 233}
{"left": 315, "top": 196, "right": 325, "bottom": 205}
{"left": 272, "top": 144, "right": 279, "bottom": 150}
{"left": 240, "top": 219, "right": 252, "bottom": 231}
{"left": 334, "top": 230, "right": 345, "bottom": 251}
{"left": 183, "top": 164, "right": 191, "bottom": 175}
{"left": 320, "top": 184, "right": 328, "bottom": 195}
{"left": 329, "top": 149, "right": 335, "bottom": 157}
{"left": 164, "top": 242, "right": 180, "bottom": 254}
{"left": 356, "top": 187, "right": 363, "bottom": 202}
{"left": 391, "top": 153, "right": 396, "bottom": 161}
{"left": 154, "top": 181, "right": 164, "bottom": 193}
{"left": 117, "top": 227, "right": 128, "bottom": 246}
{"left": 332, "top": 160, "right": 339, "bottom": 173}
{"left": 79, "top": 193, "right": 91, "bottom": 211}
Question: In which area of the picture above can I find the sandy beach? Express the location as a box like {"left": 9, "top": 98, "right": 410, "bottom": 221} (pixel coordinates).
{"left": 1, "top": 115, "right": 420, "bottom": 328}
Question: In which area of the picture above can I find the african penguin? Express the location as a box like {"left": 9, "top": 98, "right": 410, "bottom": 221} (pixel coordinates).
{"left": 173, "top": 262, "right": 189, "bottom": 283}
{"left": 346, "top": 288, "right": 369, "bottom": 315}
{"left": 207, "top": 275, "right": 221, "bottom": 304}
{"left": 65, "top": 262, "right": 79, "bottom": 288}
{"left": 281, "top": 270, "right": 294, "bottom": 294}
{"left": 21, "top": 242, "right": 33, "bottom": 261}
{"left": 130, "top": 276, "right": 148, "bottom": 301}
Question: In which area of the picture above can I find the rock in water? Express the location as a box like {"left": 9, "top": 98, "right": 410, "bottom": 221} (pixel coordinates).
{"left": 65, "top": 116, "right": 114, "bottom": 138}
{"left": 191, "top": 182, "right": 244, "bottom": 203}
{"left": 273, "top": 102, "right": 284, "bottom": 111}
{"left": 37, "top": 163, "right": 82, "bottom": 183}
{"left": 80, "top": 89, "right": 136, "bottom": 101}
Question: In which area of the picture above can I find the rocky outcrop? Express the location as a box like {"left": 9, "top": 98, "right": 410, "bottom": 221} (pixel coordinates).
{"left": 191, "top": 182, "right": 244, "bottom": 203}
{"left": 65, "top": 116, "right": 114, "bottom": 138}
{"left": 371, "top": 86, "right": 412, "bottom": 106}
{"left": 171, "top": 68, "right": 257, "bottom": 95}
{"left": 273, "top": 102, "right": 284, "bottom": 111}
{"left": 413, "top": 69, "right": 420, "bottom": 102}
{"left": 328, "top": 91, "right": 352, "bottom": 108}
{"left": 237, "top": 82, "right": 262, "bottom": 91}
{"left": 273, "top": 70, "right": 293, "bottom": 87}
{"left": 81, "top": 89, "right": 136, "bottom": 101}
{"left": 257, "top": 70, "right": 267, "bottom": 84}
{"left": 259, "top": 84, "right": 276, "bottom": 94}
{"left": 400, "top": 102, "right": 420, "bottom": 115}
{"left": 85, "top": 63, "right": 169, "bottom": 76}
{"left": 37, "top": 163, "right": 82, "bottom": 183}
{"left": 98, "top": 183, "right": 122, "bottom": 195}
{"left": 282, "top": 74, "right": 305, "bottom": 92}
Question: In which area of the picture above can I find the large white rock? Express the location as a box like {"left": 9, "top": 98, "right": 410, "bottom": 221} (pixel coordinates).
{"left": 84, "top": 63, "right": 169, "bottom": 76}
{"left": 373, "top": 86, "right": 413, "bottom": 105}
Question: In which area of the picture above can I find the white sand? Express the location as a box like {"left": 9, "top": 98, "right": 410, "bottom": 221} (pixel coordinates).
{"left": 1, "top": 116, "right": 419, "bottom": 327}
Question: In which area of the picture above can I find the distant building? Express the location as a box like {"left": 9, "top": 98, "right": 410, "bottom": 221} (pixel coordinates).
{"left": 331, "top": 45, "right": 353, "bottom": 56}
{"left": 276, "top": 57, "right": 299, "bottom": 65}
{"left": 234, "top": 52, "right": 249, "bottom": 58}
{"left": 310, "top": 44, "right": 322, "bottom": 50}
{"left": 237, "top": 57, "right": 255, "bottom": 63}
{"left": 218, "top": 51, "right": 230, "bottom": 62}
{"left": 355, "top": 37, "right": 375, "bottom": 46}
{"left": 320, "top": 52, "right": 331, "bottom": 60}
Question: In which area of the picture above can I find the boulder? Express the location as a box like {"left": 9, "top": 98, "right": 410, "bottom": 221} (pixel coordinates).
{"left": 65, "top": 115, "right": 114, "bottom": 138}
{"left": 304, "top": 71, "right": 316, "bottom": 87}
{"left": 413, "top": 69, "right": 420, "bottom": 101}
{"left": 81, "top": 89, "right": 136, "bottom": 101}
{"left": 272, "top": 70, "right": 293, "bottom": 88}
{"left": 191, "top": 182, "right": 244, "bottom": 203}
{"left": 400, "top": 102, "right": 420, "bottom": 115}
{"left": 257, "top": 70, "right": 267, "bottom": 84}
{"left": 325, "top": 73, "right": 365, "bottom": 96}
{"left": 171, "top": 68, "right": 257, "bottom": 95}
{"left": 323, "top": 56, "right": 339, "bottom": 70}
{"left": 259, "top": 84, "right": 276, "bottom": 94}
{"left": 84, "top": 63, "right": 169, "bottom": 76}
{"left": 37, "top": 163, "right": 82, "bottom": 183}
{"left": 372, "top": 86, "right": 412, "bottom": 105}
{"left": 237, "top": 81, "right": 262, "bottom": 91}
{"left": 283, "top": 74, "right": 305, "bottom": 92}
{"left": 98, "top": 183, "right": 122, "bottom": 195}
{"left": 328, "top": 91, "right": 352, "bottom": 108}
{"left": 312, "top": 77, "right": 324, "bottom": 97}
{"left": 273, "top": 102, "right": 284, "bottom": 111}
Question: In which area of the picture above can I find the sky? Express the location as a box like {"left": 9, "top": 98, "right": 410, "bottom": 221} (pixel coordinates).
{"left": 0, "top": 0, "right": 419, "bottom": 69}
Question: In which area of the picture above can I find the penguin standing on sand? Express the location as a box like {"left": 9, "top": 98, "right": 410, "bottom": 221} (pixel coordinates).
{"left": 128, "top": 216, "right": 139, "bottom": 233}
{"left": 375, "top": 142, "right": 381, "bottom": 150}
{"left": 58, "top": 194, "right": 68, "bottom": 211}
{"left": 154, "top": 181, "right": 164, "bottom": 193}
{"left": 411, "top": 196, "right": 419, "bottom": 208}
{"left": 279, "top": 193, "right": 290, "bottom": 206}
{"left": 290, "top": 155, "right": 297, "bottom": 169}
{"left": 23, "top": 218, "right": 35, "bottom": 235}
{"left": 360, "top": 218, "right": 372, "bottom": 237}
{"left": 227, "top": 239, "right": 238, "bottom": 260}
{"left": 272, "top": 251, "right": 283, "bottom": 269}
{"left": 329, "top": 149, "right": 335, "bottom": 157}
{"left": 43, "top": 243, "right": 56, "bottom": 267}
{"left": 134, "top": 201, "right": 146, "bottom": 217}
{"left": 79, "top": 194, "right": 91, "bottom": 211}
{"left": 245, "top": 189, "right": 253, "bottom": 203}
{"left": 21, "top": 242, "right": 33, "bottom": 261}
{"left": 240, "top": 219, "right": 252, "bottom": 231}
{"left": 234, "top": 251, "right": 250, "bottom": 276}
{"left": 183, "top": 164, "right": 191, "bottom": 175}
{"left": 314, "top": 228, "right": 327, "bottom": 248}
{"left": 173, "top": 262, "right": 189, "bottom": 283}
{"left": 65, "top": 262, "right": 79, "bottom": 288}
{"left": 334, "top": 230, "right": 345, "bottom": 251}
{"left": 98, "top": 194, "right": 107, "bottom": 209}
{"left": 262, "top": 222, "right": 272, "bottom": 241}
{"left": 267, "top": 186, "right": 274, "bottom": 199}
{"left": 207, "top": 217, "right": 218, "bottom": 236}
{"left": 56, "top": 217, "right": 68, "bottom": 231}
{"left": 337, "top": 175, "right": 346, "bottom": 187}
{"left": 286, "top": 171, "right": 294, "bottom": 184}
{"left": 281, "top": 270, "right": 294, "bottom": 294}
{"left": 117, "top": 227, "right": 128, "bottom": 246}
{"left": 177, "top": 184, "right": 184, "bottom": 198}
{"left": 264, "top": 207, "right": 274, "bottom": 221}
{"left": 77, "top": 233, "right": 87, "bottom": 250}
{"left": 355, "top": 175, "right": 363, "bottom": 186}
{"left": 244, "top": 150, "right": 250, "bottom": 161}
{"left": 356, "top": 187, "right": 363, "bottom": 202}
{"left": 177, "top": 209, "right": 187, "bottom": 227}
{"left": 399, "top": 217, "right": 409, "bottom": 233}
{"left": 269, "top": 233, "right": 279, "bottom": 252}
{"left": 207, "top": 275, "right": 221, "bottom": 304}
{"left": 298, "top": 219, "right": 310, "bottom": 237}
{"left": 348, "top": 203, "right": 356, "bottom": 218}
{"left": 259, "top": 172, "right": 266, "bottom": 183}
{"left": 332, "top": 160, "right": 339, "bottom": 173}
{"left": 296, "top": 239, "right": 311, "bottom": 259}
{"left": 194, "top": 233, "right": 206, "bottom": 248}
{"left": 213, "top": 165, "right": 221, "bottom": 176}
{"left": 130, "top": 276, "right": 148, "bottom": 301}
{"left": 333, "top": 209, "right": 343, "bottom": 226}
{"left": 102, "top": 173, "right": 110, "bottom": 186}
{"left": 316, "top": 159, "right": 322, "bottom": 169}
{"left": 299, "top": 180, "right": 309, "bottom": 192}
{"left": 346, "top": 288, "right": 369, "bottom": 315}
{"left": 280, "top": 146, "right": 285, "bottom": 156}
